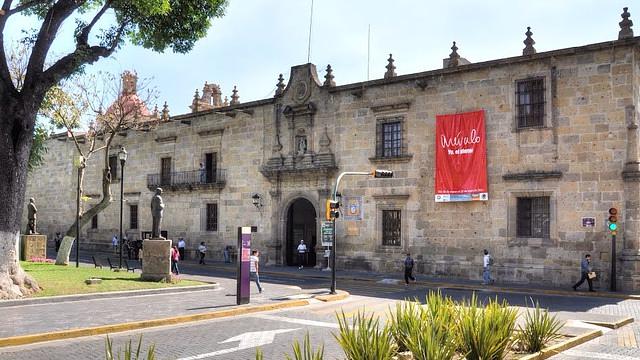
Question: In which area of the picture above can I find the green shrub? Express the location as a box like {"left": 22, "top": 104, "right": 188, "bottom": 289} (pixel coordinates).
{"left": 516, "top": 299, "right": 565, "bottom": 353}
{"left": 105, "top": 335, "right": 156, "bottom": 360}
{"left": 285, "top": 332, "right": 324, "bottom": 360}
{"left": 255, "top": 348, "right": 264, "bottom": 360}
{"left": 457, "top": 294, "right": 517, "bottom": 360}
{"left": 388, "top": 300, "right": 422, "bottom": 352}
{"left": 334, "top": 310, "right": 397, "bottom": 360}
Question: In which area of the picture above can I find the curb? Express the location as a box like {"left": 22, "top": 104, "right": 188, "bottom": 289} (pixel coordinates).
{"left": 583, "top": 316, "right": 634, "bottom": 329}
{"left": 519, "top": 329, "right": 603, "bottom": 360}
{"left": 0, "top": 299, "right": 309, "bottom": 348}
{"left": 315, "top": 290, "right": 350, "bottom": 302}
{"left": 0, "top": 284, "right": 220, "bottom": 308}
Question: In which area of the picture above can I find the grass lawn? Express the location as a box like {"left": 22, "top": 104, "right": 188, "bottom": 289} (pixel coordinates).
{"left": 21, "top": 262, "right": 207, "bottom": 298}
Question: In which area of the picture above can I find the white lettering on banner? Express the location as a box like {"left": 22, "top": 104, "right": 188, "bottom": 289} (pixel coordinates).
{"left": 440, "top": 128, "right": 481, "bottom": 149}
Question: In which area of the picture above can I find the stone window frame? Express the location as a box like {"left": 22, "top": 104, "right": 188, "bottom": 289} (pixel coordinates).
{"left": 507, "top": 190, "right": 556, "bottom": 246}
{"left": 516, "top": 196, "right": 550, "bottom": 238}
{"left": 374, "top": 195, "right": 409, "bottom": 250}
{"left": 512, "top": 71, "right": 553, "bottom": 132}
{"left": 370, "top": 115, "right": 412, "bottom": 163}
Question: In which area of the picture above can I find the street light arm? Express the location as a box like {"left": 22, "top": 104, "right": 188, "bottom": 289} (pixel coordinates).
{"left": 333, "top": 171, "right": 371, "bottom": 200}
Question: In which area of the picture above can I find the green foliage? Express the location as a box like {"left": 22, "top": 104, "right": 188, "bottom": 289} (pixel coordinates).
{"left": 255, "top": 348, "right": 264, "bottom": 360}
{"left": 516, "top": 299, "right": 565, "bottom": 353}
{"left": 334, "top": 310, "right": 397, "bottom": 360}
{"left": 457, "top": 294, "right": 518, "bottom": 360}
{"left": 105, "top": 335, "right": 156, "bottom": 360}
{"left": 28, "top": 124, "right": 49, "bottom": 171}
{"left": 404, "top": 291, "right": 459, "bottom": 360}
{"left": 285, "top": 332, "right": 324, "bottom": 360}
{"left": 388, "top": 300, "right": 421, "bottom": 352}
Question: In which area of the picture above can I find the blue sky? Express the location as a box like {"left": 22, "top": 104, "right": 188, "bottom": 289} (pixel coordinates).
{"left": 3, "top": 1, "right": 634, "bottom": 114}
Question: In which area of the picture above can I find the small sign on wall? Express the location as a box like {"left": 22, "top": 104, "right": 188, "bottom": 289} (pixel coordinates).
{"left": 343, "top": 196, "right": 363, "bottom": 221}
{"left": 582, "top": 217, "right": 596, "bottom": 228}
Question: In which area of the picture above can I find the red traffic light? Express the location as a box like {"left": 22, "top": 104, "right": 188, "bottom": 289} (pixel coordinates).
{"left": 609, "top": 208, "right": 618, "bottom": 215}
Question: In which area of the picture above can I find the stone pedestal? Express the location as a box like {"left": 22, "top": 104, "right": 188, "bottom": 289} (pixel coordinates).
{"left": 20, "top": 234, "right": 46, "bottom": 261}
{"left": 55, "top": 236, "right": 75, "bottom": 265}
{"left": 141, "top": 239, "right": 171, "bottom": 282}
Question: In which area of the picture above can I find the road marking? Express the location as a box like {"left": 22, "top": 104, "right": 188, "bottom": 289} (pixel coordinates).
{"left": 253, "top": 314, "right": 339, "bottom": 328}
{"left": 562, "top": 349, "right": 640, "bottom": 360}
{"left": 176, "top": 328, "right": 299, "bottom": 359}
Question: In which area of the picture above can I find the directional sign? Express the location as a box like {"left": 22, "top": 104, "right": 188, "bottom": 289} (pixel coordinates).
{"left": 176, "top": 328, "right": 300, "bottom": 359}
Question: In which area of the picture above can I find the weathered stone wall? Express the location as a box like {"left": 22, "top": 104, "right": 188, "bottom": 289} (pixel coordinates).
{"left": 25, "top": 37, "right": 640, "bottom": 290}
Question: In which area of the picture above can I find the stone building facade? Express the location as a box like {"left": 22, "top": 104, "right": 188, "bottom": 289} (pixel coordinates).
{"left": 25, "top": 9, "right": 640, "bottom": 290}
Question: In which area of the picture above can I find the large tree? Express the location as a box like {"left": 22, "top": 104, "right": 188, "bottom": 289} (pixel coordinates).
{"left": 0, "top": 0, "right": 227, "bottom": 299}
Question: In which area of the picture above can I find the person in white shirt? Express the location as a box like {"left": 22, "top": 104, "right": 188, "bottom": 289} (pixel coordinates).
{"left": 482, "top": 249, "right": 495, "bottom": 285}
{"left": 177, "top": 238, "right": 186, "bottom": 260}
{"left": 296, "top": 240, "right": 307, "bottom": 269}
{"left": 112, "top": 235, "right": 118, "bottom": 253}
{"left": 198, "top": 242, "right": 207, "bottom": 265}
{"left": 250, "top": 250, "right": 263, "bottom": 293}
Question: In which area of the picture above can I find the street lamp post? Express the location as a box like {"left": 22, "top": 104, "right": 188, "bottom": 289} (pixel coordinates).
{"left": 73, "top": 155, "right": 83, "bottom": 268}
{"left": 118, "top": 146, "right": 128, "bottom": 269}
{"left": 329, "top": 169, "right": 393, "bottom": 294}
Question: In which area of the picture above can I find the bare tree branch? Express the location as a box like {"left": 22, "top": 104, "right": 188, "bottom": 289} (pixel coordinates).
{"left": 77, "top": 1, "right": 112, "bottom": 45}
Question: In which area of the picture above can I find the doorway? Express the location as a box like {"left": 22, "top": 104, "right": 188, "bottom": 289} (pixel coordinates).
{"left": 286, "top": 198, "right": 317, "bottom": 267}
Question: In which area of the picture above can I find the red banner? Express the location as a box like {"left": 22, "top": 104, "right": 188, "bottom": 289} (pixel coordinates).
{"left": 435, "top": 110, "right": 488, "bottom": 202}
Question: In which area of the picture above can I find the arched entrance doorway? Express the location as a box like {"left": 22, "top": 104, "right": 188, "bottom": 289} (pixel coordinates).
{"left": 286, "top": 198, "right": 317, "bottom": 267}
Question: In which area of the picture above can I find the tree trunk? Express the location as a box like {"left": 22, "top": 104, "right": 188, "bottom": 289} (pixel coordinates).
{"left": 64, "top": 168, "right": 113, "bottom": 239}
{"left": 0, "top": 98, "right": 40, "bottom": 299}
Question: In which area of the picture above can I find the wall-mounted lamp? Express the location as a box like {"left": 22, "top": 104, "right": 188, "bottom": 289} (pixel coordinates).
{"left": 252, "top": 193, "right": 263, "bottom": 209}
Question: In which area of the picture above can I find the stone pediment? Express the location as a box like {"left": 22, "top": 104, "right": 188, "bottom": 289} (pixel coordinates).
{"left": 277, "top": 64, "right": 323, "bottom": 104}
{"left": 260, "top": 153, "right": 337, "bottom": 180}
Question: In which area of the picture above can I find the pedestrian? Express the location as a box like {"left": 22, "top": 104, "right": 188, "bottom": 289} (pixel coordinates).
{"left": 296, "top": 239, "right": 307, "bottom": 269}
{"left": 178, "top": 237, "right": 186, "bottom": 260}
{"left": 170, "top": 245, "right": 180, "bottom": 275}
{"left": 223, "top": 245, "right": 231, "bottom": 263}
{"left": 403, "top": 253, "right": 416, "bottom": 286}
{"left": 112, "top": 235, "right": 118, "bottom": 253}
{"left": 250, "top": 250, "right": 263, "bottom": 293}
{"left": 54, "top": 232, "right": 62, "bottom": 252}
{"left": 198, "top": 241, "right": 207, "bottom": 265}
{"left": 482, "top": 249, "right": 495, "bottom": 285}
{"left": 199, "top": 163, "right": 206, "bottom": 183}
{"left": 573, "top": 254, "right": 596, "bottom": 292}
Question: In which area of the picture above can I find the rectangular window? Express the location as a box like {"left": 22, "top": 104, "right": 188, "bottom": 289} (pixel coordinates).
{"left": 376, "top": 117, "right": 406, "bottom": 158}
{"left": 109, "top": 155, "right": 118, "bottom": 180}
{"left": 129, "top": 204, "right": 138, "bottom": 229}
{"left": 516, "top": 78, "right": 545, "bottom": 128}
{"left": 160, "top": 157, "right": 171, "bottom": 186}
{"left": 91, "top": 214, "right": 98, "bottom": 229}
{"left": 204, "top": 152, "right": 217, "bottom": 183}
{"left": 206, "top": 203, "right": 218, "bottom": 231}
{"left": 517, "top": 197, "right": 550, "bottom": 238}
{"left": 382, "top": 210, "right": 401, "bottom": 246}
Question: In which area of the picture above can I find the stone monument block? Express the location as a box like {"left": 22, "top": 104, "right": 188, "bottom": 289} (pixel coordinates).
{"left": 20, "top": 234, "right": 46, "bottom": 261}
{"left": 141, "top": 239, "right": 171, "bottom": 282}
{"left": 55, "top": 236, "right": 75, "bottom": 265}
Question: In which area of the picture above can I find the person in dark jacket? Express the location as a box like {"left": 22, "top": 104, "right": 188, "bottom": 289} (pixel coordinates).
{"left": 573, "top": 254, "right": 595, "bottom": 292}
{"left": 403, "top": 253, "right": 416, "bottom": 286}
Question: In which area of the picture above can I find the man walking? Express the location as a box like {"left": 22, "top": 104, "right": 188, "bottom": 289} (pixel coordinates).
{"left": 112, "top": 235, "right": 118, "bottom": 253}
{"left": 250, "top": 250, "right": 263, "bottom": 293}
{"left": 482, "top": 249, "right": 495, "bottom": 285}
{"left": 403, "top": 253, "right": 416, "bottom": 286}
{"left": 177, "top": 237, "right": 186, "bottom": 260}
{"left": 296, "top": 240, "right": 307, "bottom": 269}
{"left": 573, "top": 254, "right": 595, "bottom": 292}
{"left": 198, "top": 241, "right": 207, "bottom": 265}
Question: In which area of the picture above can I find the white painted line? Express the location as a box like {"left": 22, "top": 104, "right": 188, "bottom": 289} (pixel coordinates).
{"left": 253, "top": 314, "right": 339, "bottom": 328}
{"left": 562, "top": 349, "right": 640, "bottom": 360}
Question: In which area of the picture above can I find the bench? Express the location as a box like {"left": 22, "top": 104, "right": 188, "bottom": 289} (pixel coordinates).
{"left": 92, "top": 256, "right": 105, "bottom": 269}
{"left": 124, "top": 259, "right": 140, "bottom": 273}
{"left": 106, "top": 258, "right": 119, "bottom": 271}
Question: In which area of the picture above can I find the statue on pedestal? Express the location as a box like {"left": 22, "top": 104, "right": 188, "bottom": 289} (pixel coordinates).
{"left": 27, "top": 198, "right": 38, "bottom": 234}
{"left": 151, "top": 188, "right": 164, "bottom": 238}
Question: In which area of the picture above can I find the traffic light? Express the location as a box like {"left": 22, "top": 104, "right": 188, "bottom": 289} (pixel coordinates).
{"left": 608, "top": 207, "right": 618, "bottom": 235}
{"left": 373, "top": 169, "right": 393, "bottom": 178}
{"left": 326, "top": 200, "right": 340, "bottom": 220}
{"left": 325, "top": 199, "right": 332, "bottom": 221}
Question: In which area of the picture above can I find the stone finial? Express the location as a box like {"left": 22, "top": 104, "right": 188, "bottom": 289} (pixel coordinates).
{"left": 223, "top": 96, "right": 229, "bottom": 107}
{"left": 522, "top": 26, "right": 536, "bottom": 56}
{"left": 323, "top": 65, "right": 336, "bottom": 87}
{"left": 230, "top": 86, "right": 240, "bottom": 105}
{"left": 448, "top": 41, "right": 460, "bottom": 68}
{"left": 153, "top": 104, "right": 159, "bottom": 118}
{"left": 619, "top": 7, "right": 634, "bottom": 40}
{"left": 161, "top": 101, "right": 170, "bottom": 121}
{"left": 191, "top": 89, "right": 199, "bottom": 113}
{"left": 275, "top": 74, "right": 286, "bottom": 96}
{"left": 384, "top": 54, "right": 397, "bottom": 79}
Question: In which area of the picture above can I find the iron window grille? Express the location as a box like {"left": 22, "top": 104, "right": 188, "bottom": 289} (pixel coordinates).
{"left": 129, "top": 204, "right": 138, "bottom": 229}
{"left": 206, "top": 203, "right": 218, "bottom": 232}
{"left": 517, "top": 196, "right": 550, "bottom": 238}
{"left": 376, "top": 117, "right": 407, "bottom": 158}
{"left": 516, "top": 78, "right": 545, "bottom": 129}
{"left": 382, "top": 209, "right": 402, "bottom": 246}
